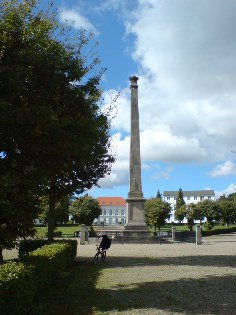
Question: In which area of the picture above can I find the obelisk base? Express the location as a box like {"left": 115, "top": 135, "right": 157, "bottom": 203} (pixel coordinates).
{"left": 123, "top": 198, "right": 149, "bottom": 236}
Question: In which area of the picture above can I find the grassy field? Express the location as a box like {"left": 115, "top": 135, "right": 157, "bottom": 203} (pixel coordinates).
{"left": 34, "top": 224, "right": 236, "bottom": 238}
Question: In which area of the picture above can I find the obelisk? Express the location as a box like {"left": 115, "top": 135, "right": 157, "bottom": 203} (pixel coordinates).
{"left": 124, "top": 76, "right": 148, "bottom": 232}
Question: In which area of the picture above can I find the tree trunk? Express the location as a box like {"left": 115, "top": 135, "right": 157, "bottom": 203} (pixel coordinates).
{"left": 47, "top": 191, "right": 56, "bottom": 244}
{"left": 0, "top": 247, "right": 3, "bottom": 264}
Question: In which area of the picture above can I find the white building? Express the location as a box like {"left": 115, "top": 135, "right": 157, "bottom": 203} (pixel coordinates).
{"left": 94, "top": 197, "right": 126, "bottom": 225}
{"left": 163, "top": 190, "right": 215, "bottom": 222}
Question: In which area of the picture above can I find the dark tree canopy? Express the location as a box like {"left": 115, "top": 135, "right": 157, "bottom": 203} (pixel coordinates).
{"left": 0, "top": 0, "right": 116, "bottom": 253}
{"left": 176, "top": 188, "right": 185, "bottom": 211}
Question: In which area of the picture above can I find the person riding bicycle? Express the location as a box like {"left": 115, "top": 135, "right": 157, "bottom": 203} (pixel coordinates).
{"left": 98, "top": 234, "right": 111, "bottom": 252}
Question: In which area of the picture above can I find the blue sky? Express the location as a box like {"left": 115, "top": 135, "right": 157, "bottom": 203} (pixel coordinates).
{"left": 43, "top": 0, "right": 236, "bottom": 199}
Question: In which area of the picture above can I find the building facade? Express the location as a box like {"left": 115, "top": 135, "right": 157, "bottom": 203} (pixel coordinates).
{"left": 94, "top": 197, "right": 126, "bottom": 225}
{"left": 163, "top": 190, "right": 215, "bottom": 222}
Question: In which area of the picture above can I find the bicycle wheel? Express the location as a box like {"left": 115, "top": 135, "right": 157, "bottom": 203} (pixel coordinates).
{"left": 101, "top": 251, "right": 106, "bottom": 263}
{"left": 93, "top": 253, "right": 99, "bottom": 264}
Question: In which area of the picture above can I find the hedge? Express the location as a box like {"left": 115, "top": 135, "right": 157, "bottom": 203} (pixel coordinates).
{"left": 0, "top": 240, "right": 77, "bottom": 314}
{"left": 202, "top": 226, "right": 236, "bottom": 236}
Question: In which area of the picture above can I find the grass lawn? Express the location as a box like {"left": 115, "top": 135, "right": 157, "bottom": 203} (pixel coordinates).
{"left": 35, "top": 224, "right": 236, "bottom": 238}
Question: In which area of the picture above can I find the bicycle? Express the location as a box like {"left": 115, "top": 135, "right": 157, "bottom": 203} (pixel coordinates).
{"left": 93, "top": 244, "right": 107, "bottom": 264}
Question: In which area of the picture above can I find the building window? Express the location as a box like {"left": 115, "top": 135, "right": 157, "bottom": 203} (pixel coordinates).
{"left": 200, "top": 196, "right": 204, "bottom": 200}
{"left": 115, "top": 218, "right": 118, "bottom": 223}
{"left": 121, "top": 218, "right": 125, "bottom": 224}
{"left": 167, "top": 196, "right": 170, "bottom": 200}
{"left": 115, "top": 209, "right": 118, "bottom": 216}
{"left": 174, "top": 197, "right": 176, "bottom": 200}
{"left": 121, "top": 209, "right": 125, "bottom": 215}
{"left": 103, "top": 209, "right": 106, "bottom": 215}
{"left": 187, "top": 196, "right": 190, "bottom": 200}
{"left": 194, "top": 196, "right": 197, "bottom": 200}
{"left": 208, "top": 196, "right": 212, "bottom": 200}
{"left": 109, "top": 209, "right": 112, "bottom": 216}
{"left": 109, "top": 218, "right": 112, "bottom": 224}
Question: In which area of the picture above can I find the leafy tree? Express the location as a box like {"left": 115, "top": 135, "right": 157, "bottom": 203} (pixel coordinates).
{"left": 176, "top": 188, "right": 185, "bottom": 212}
{"left": 145, "top": 198, "right": 171, "bottom": 233}
{"left": 38, "top": 195, "right": 70, "bottom": 225}
{"left": 196, "top": 199, "right": 220, "bottom": 230}
{"left": 0, "top": 0, "right": 115, "bottom": 246}
{"left": 185, "top": 203, "right": 198, "bottom": 231}
{"left": 174, "top": 204, "right": 186, "bottom": 223}
{"left": 217, "top": 195, "right": 235, "bottom": 227}
{"left": 0, "top": 178, "right": 39, "bottom": 263}
{"left": 70, "top": 195, "right": 102, "bottom": 226}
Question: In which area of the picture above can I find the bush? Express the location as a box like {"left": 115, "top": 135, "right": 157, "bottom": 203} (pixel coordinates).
{"left": 1, "top": 240, "right": 77, "bottom": 314}
{"left": 0, "top": 261, "right": 36, "bottom": 314}
{"left": 18, "top": 239, "right": 48, "bottom": 260}
{"left": 202, "top": 226, "right": 236, "bottom": 236}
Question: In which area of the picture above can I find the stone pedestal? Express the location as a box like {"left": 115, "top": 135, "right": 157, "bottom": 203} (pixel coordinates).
{"left": 124, "top": 198, "right": 148, "bottom": 233}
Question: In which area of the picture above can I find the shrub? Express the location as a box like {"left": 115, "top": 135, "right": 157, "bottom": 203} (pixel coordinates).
{"left": 1, "top": 240, "right": 77, "bottom": 314}
{"left": 0, "top": 261, "right": 36, "bottom": 314}
{"left": 18, "top": 239, "right": 48, "bottom": 260}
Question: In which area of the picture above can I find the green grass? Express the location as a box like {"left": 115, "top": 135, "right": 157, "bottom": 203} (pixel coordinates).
{"left": 35, "top": 223, "right": 236, "bottom": 238}
{"left": 35, "top": 225, "right": 81, "bottom": 238}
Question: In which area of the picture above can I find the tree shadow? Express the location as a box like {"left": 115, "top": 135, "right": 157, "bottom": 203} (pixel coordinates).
{"left": 95, "top": 274, "right": 236, "bottom": 314}
{"left": 33, "top": 254, "right": 236, "bottom": 315}
{"left": 106, "top": 254, "right": 236, "bottom": 268}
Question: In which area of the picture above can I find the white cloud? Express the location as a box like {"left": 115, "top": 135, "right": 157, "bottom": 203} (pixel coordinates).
{"left": 215, "top": 184, "right": 236, "bottom": 199}
{"left": 60, "top": 8, "right": 97, "bottom": 33}
{"left": 209, "top": 160, "right": 236, "bottom": 177}
{"left": 120, "top": 0, "right": 236, "bottom": 162}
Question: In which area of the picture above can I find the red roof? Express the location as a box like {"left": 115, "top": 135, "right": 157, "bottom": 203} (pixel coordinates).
{"left": 96, "top": 197, "right": 126, "bottom": 206}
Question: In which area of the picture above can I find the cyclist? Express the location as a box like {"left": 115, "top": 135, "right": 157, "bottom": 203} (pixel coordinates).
{"left": 98, "top": 234, "right": 111, "bottom": 252}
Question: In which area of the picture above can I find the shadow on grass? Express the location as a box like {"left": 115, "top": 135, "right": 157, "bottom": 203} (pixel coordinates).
{"left": 33, "top": 255, "right": 236, "bottom": 315}
{"left": 106, "top": 254, "right": 236, "bottom": 268}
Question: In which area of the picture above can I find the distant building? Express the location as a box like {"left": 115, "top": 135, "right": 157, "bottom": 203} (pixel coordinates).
{"left": 94, "top": 197, "right": 126, "bottom": 225}
{"left": 163, "top": 190, "right": 215, "bottom": 222}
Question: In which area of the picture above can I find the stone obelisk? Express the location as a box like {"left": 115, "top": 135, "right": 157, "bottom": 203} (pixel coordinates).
{"left": 124, "top": 76, "right": 148, "bottom": 233}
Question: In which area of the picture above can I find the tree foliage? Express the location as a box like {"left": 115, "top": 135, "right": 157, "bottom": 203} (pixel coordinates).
{"left": 185, "top": 203, "right": 198, "bottom": 231}
{"left": 38, "top": 195, "right": 70, "bottom": 225}
{"left": 174, "top": 204, "right": 186, "bottom": 223}
{"left": 217, "top": 195, "right": 236, "bottom": 227}
{"left": 145, "top": 197, "right": 171, "bottom": 231}
{"left": 0, "top": 0, "right": 115, "bottom": 254}
{"left": 70, "top": 195, "right": 102, "bottom": 226}
{"left": 196, "top": 199, "right": 220, "bottom": 230}
{"left": 156, "top": 189, "right": 162, "bottom": 200}
{"left": 175, "top": 188, "right": 185, "bottom": 211}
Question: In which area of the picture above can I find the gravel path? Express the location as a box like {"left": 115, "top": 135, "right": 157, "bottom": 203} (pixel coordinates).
{"left": 76, "top": 233, "right": 236, "bottom": 315}
{"left": 3, "top": 233, "right": 236, "bottom": 315}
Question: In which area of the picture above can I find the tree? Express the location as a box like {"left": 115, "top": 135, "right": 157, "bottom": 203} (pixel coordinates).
{"left": 38, "top": 195, "right": 70, "bottom": 225}
{"left": 0, "top": 177, "right": 39, "bottom": 263}
{"left": 174, "top": 204, "right": 186, "bottom": 223}
{"left": 145, "top": 198, "right": 171, "bottom": 234}
{"left": 176, "top": 188, "right": 185, "bottom": 212}
{"left": 185, "top": 203, "right": 197, "bottom": 231}
{"left": 217, "top": 195, "right": 235, "bottom": 227}
{"left": 70, "top": 195, "right": 102, "bottom": 226}
{"left": 0, "top": 0, "right": 116, "bottom": 250}
{"left": 156, "top": 189, "right": 162, "bottom": 200}
{"left": 196, "top": 200, "right": 220, "bottom": 230}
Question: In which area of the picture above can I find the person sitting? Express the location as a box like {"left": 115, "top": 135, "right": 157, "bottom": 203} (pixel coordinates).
{"left": 98, "top": 234, "right": 111, "bottom": 252}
